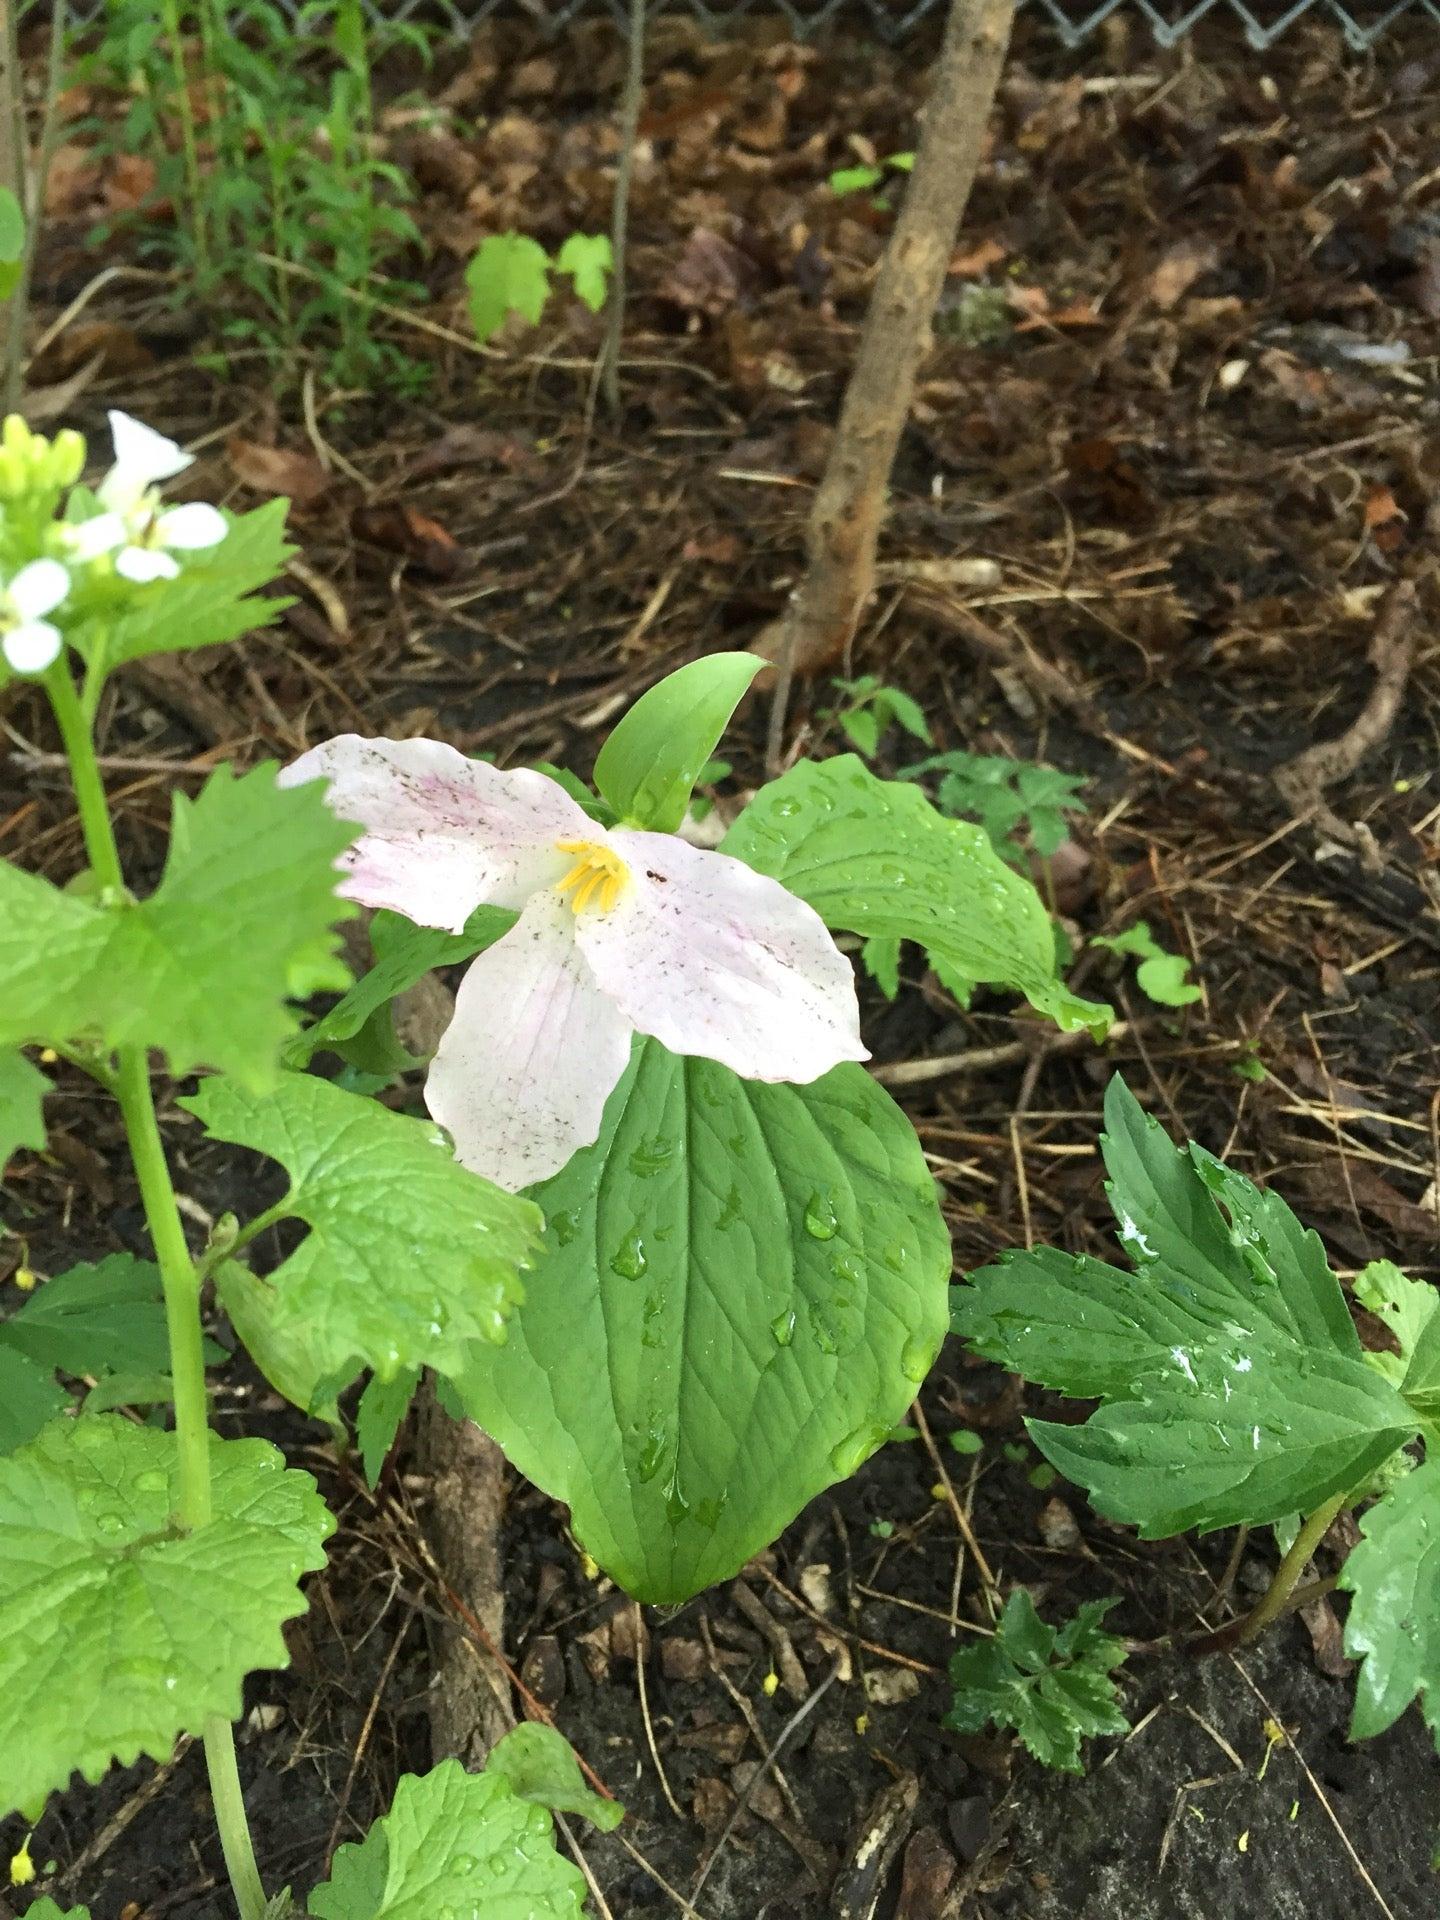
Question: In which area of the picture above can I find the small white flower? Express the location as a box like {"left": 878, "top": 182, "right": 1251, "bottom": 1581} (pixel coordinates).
{"left": 67, "top": 410, "right": 227, "bottom": 583}
{"left": 0, "top": 558, "right": 70, "bottom": 674}
{"left": 282, "top": 736, "right": 869, "bottom": 1192}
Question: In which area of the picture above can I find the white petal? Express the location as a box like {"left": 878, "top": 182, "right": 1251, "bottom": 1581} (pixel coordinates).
{"left": 426, "top": 888, "right": 634, "bottom": 1191}
{"left": 574, "top": 830, "right": 868, "bottom": 1083}
{"left": 278, "top": 734, "right": 594, "bottom": 933}
{"left": 115, "top": 546, "right": 180, "bottom": 584}
{"left": 8, "top": 558, "right": 70, "bottom": 619}
{"left": 2, "top": 620, "right": 62, "bottom": 674}
{"left": 99, "top": 410, "right": 191, "bottom": 510}
{"left": 67, "top": 513, "right": 127, "bottom": 560}
{"left": 156, "top": 501, "right": 227, "bottom": 551}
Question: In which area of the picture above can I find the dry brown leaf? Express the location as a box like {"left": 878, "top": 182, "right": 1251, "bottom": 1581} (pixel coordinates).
{"left": 227, "top": 439, "right": 331, "bottom": 507}
{"left": 661, "top": 226, "right": 752, "bottom": 315}
{"left": 351, "top": 503, "right": 465, "bottom": 578}
{"left": 1145, "top": 238, "right": 1217, "bottom": 309}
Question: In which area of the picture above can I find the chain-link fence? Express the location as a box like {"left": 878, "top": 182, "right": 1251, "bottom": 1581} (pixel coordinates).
{"left": 61, "top": 0, "right": 1440, "bottom": 50}
{"left": 354, "top": 0, "right": 1438, "bottom": 45}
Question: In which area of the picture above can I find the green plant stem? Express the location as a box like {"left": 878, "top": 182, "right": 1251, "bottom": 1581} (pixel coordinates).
{"left": 204, "top": 1714, "right": 269, "bottom": 1918}
{"left": 45, "top": 657, "right": 124, "bottom": 892}
{"left": 1236, "top": 1492, "right": 1348, "bottom": 1647}
{"left": 48, "top": 664, "right": 267, "bottom": 1920}
{"left": 158, "top": 0, "right": 208, "bottom": 278}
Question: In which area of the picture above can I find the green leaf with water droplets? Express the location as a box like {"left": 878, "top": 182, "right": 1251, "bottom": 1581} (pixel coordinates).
{"left": 447, "top": 1037, "right": 950, "bottom": 1603}
{"left": 1340, "top": 1455, "right": 1440, "bottom": 1745}
{"left": 308, "top": 1757, "right": 587, "bottom": 1920}
{"left": 1354, "top": 1260, "right": 1438, "bottom": 1392}
{"left": 183, "top": 1073, "right": 542, "bottom": 1396}
{"left": 725, "top": 755, "right": 1109, "bottom": 1039}
{"left": 944, "top": 1589, "right": 1129, "bottom": 1773}
{"left": 952, "top": 1076, "right": 1417, "bottom": 1536}
{"left": 0, "top": 1417, "right": 332, "bottom": 1819}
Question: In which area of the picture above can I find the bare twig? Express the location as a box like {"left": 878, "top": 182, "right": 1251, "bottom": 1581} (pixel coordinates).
{"left": 1274, "top": 582, "right": 1418, "bottom": 843}
{"left": 758, "top": 0, "right": 1015, "bottom": 684}
{"left": 4, "top": 0, "right": 67, "bottom": 414}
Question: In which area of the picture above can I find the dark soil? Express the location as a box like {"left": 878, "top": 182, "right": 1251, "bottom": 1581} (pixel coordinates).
{"left": 4, "top": 8, "right": 1440, "bottom": 1919}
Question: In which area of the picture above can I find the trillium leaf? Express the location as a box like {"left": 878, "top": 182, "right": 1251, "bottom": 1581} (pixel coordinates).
{"left": 724, "top": 755, "right": 1109, "bottom": 1038}
{"left": 0, "top": 765, "right": 356, "bottom": 1088}
{"left": 594, "top": 652, "right": 763, "bottom": 833}
{"left": 484, "top": 1724, "right": 624, "bottom": 1831}
{"left": 285, "top": 903, "right": 515, "bottom": 1071}
{"left": 1341, "top": 1455, "right": 1440, "bottom": 1744}
{"left": 0, "top": 1417, "right": 333, "bottom": 1818}
{"left": 0, "top": 1046, "right": 49, "bottom": 1173}
{"left": 449, "top": 1038, "right": 950, "bottom": 1603}
{"left": 465, "top": 232, "right": 552, "bottom": 345}
{"left": 944, "top": 1590, "right": 1130, "bottom": 1773}
{"left": 90, "top": 499, "right": 295, "bottom": 669}
{"left": 308, "top": 1758, "right": 587, "bottom": 1920}
{"left": 953, "top": 1077, "right": 1417, "bottom": 1536}
{"left": 184, "top": 1073, "right": 542, "bottom": 1392}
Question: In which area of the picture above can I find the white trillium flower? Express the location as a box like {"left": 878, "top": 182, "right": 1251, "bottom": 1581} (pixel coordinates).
{"left": 67, "top": 410, "right": 227, "bottom": 584}
{"left": 0, "top": 558, "right": 71, "bottom": 674}
{"left": 282, "top": 735, "right": 869, "bottom": 1192}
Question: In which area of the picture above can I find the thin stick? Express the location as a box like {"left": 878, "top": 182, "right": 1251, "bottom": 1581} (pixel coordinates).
{"left": 599, "top": 0, "right": 646, "bottom": 414}
{"left": 4, "top": 0, "right": 66, "bottom": 414}
{"left": 634, "top": 1601, "right": 686, "bottom": 1821}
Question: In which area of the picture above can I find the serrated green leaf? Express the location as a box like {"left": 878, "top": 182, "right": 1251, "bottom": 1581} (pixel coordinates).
{"left": 184, "top": 1074, "right": 541, "bottom": 1391}
{"left": 1341, "top": 1455, "right": 1440, "bottom": 1743}
{"left": 555, "top": 232, "right": 612, "bottom": 312}
{"left": 0, "top": 1047, "right": 49, "bottom": 1173}
{"left": 953, "top": 1078, "right": 1418, "bottom": 1536}
{"left": 0, "top": 766, "right": 356, "bottom": 1089}
{"left": 861, "top": 934, "right": 902, "bottom": 1000}
{"left": 449, "top": 1037, "right": 949, "bottom": 1602}
{"left": 0, "top": 1257, "right": 176, "bottom": 1452}
{"left": 1, "top": 1255, "right": 170, "bottom": 1378}
{"left": 0, "top": 1345, "right": 68, "bottom": 1454}
{"left": 944, "top": 1590, "right": 1129, "bottom": 1773}
{"left": 485, "top": 1724, "right": 624, "bottom": 1831}
{"left": 725, "top": 756, "right": 1110, "bottom": 1039}
{"left": 308, "top": 1758, "right": 586, "bottom": 1920}
{"left": 356, "top": 1367, "right": 419, "bottom": 1485}
{"left": 92, "top": 499, "right": 295, "bottom": 669}
{"left": 23, "top": 1902, "right": 90, "bottom": 1920}
{"left": 594, "top": 653, "right": 762, "bottom": 833}
{"left": 465, "top": 232, "right": 551, "bottom": 344}
{"left": 285, "top": 904, "right": 515, "bottom": 1070}
{"left": 1355, "top": 1260, "right": 1438, "bottom": 1390}
{"left": 0, "top": 1417, "right": 333, "bottom": 1817}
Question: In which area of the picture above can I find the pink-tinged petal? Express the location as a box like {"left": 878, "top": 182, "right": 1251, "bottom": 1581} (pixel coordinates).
{"left": 278, "top": 734, "right": 593, "bottom": 932}
{"left": 115, "top": 546, "right": 179, "bottom": 584}
{"left": 156, "top": 501, "right": 227, "bottom": 551}
{"left": 426, "top": 888, "right": 634, "bottom": 1191}
{"left": 9, "top": 559, "right": 69, "bottom": 619}
{"left": 2, "top": 619, "right": 62, "bottom": 674}
{"left": 574, "top": 830, "right": 867, "bottom": 1083}
{"left": 100, "top": 411, "right": 191, "bottom": 510}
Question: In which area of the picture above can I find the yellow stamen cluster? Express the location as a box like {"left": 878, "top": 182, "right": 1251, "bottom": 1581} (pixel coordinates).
{"left": 555, "top": 838, "right": 630, "bottom": 916}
